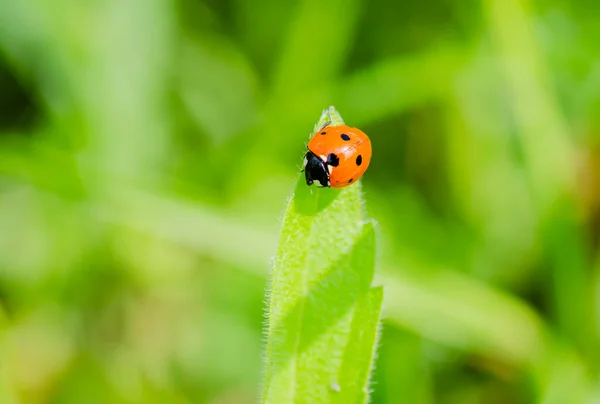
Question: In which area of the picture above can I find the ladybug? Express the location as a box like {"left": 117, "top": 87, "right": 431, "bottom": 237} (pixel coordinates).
{"left": 303, "top": 123, "right": 372, "bottom": 188}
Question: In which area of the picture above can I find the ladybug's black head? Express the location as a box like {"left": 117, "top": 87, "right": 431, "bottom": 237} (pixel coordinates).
{"left": 303, "top": 151, "right": 330, "bottom": 187}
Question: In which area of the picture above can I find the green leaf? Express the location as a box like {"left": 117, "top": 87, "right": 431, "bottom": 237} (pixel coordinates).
{"left": 261, "top": 107, "right": 383, "bottom": 404}
{"left": 337, "top": 286, "right": 384, "bottom": 403}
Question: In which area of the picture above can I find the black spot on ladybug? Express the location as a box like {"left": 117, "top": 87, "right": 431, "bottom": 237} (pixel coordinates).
{"left": 356, "top": 155, "right": 363, "bottom": 166}
{"left": 327, "top": 153, "right": 340, "bottom": 167}
{"left": 348, "top": 178, "right": 353, "bottom": 183}
{"left": 321, "top": 131, "right": 327, "bottom": 135}
{"left": 341, "top": 133, "right": 350, "bottom": 141}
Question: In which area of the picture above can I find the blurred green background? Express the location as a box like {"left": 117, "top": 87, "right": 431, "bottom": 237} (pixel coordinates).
{"left": 0, "top": 0, "right": 599, "bottom": 403}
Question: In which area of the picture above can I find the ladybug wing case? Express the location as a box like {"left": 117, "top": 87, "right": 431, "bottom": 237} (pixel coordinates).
{"left": 329, "top": 141, "right": 371, "bottom": 188}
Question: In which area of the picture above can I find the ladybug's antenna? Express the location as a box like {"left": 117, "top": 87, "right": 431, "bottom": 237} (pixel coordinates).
{"left": 316, "top": 121, "right": 331, "bottom": 132}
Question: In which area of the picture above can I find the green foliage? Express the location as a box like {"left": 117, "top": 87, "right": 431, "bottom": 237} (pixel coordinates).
{"left": 262, "top": 107, "right": 383, "bottom": 404}
{"left": 0, "top": 0, "right": 599, "bottom": 403}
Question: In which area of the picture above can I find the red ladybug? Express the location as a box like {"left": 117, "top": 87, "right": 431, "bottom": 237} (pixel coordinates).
{"left": 304, "top": 123, "right": 372, "bottom": 188}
